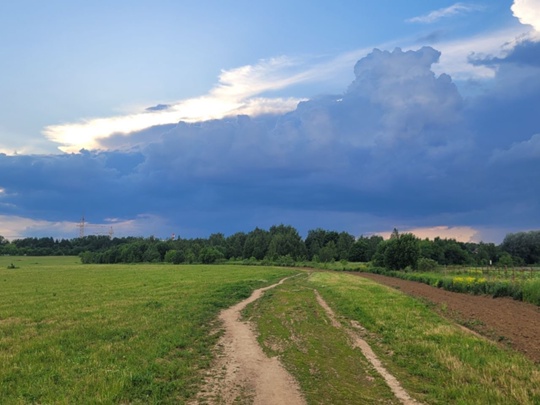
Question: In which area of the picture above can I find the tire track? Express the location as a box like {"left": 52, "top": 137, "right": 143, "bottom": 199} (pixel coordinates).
{"left": 313, "top": 289, "right": 420, "bottom": 405}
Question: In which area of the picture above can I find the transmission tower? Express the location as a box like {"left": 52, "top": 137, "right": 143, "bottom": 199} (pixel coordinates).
{"left": 77, "top": 215, "right": 86, "bottom": 238}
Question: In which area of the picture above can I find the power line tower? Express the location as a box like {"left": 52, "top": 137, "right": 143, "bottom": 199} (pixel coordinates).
{"left": 77, "top": 215, "right": 86, "bottom": 238}
{"left": 108, "top": 226, "right": 114, "bottom": 240}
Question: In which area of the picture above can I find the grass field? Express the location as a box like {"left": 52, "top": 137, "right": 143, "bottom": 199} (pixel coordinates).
{"left": 2, "top": 258, "right": 540, "bottom": 404}
{"left": 247, "top": 271, "right": 540, "bottom": 404}
{"left": 0, "top": 257, "right": 295, "bottom": 404}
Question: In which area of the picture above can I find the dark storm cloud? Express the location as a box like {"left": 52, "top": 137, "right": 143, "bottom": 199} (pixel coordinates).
{"left": 1, "top": 45, "right": 539, "bottom": 240}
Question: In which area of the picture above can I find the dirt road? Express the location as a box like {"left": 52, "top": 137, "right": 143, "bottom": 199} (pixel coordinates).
{"left": 351, "top": 272, "right": 540, "bottom": 363}
{"left": 192, "top": 276, "right": 306, "bottom": 404}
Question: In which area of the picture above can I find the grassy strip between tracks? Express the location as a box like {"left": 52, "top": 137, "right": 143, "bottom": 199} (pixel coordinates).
{"left": 246, "top": 271, "right": 540, "bottom": 404}
{"left": 0, "top": 257, "right": 295, "bottom": 404}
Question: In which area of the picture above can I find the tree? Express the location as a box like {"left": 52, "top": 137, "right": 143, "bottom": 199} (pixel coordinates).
{"left": 305, "top": 228, "right": 327, "bottom": 260}
{"left": 165, "top": 249, "right": 185, "bottom": 264}
{"left": 381, "top": 231, "right": 420, "bottom": 270}
{"left": 143, "top": 245, "right": 161, "bottom": 262}
{"left": 226, "top": 232, "right": 247, "bottom": 259}
{"left": 349, "top": 239, "right": 369, "bottom": 262}
{"left": 267, "top": 225, "right": 306, "bottom": 260}
{"left": 199, "top": 247, "right": 224, "bottom": 264}
{"left": 336, "top": 232, "right": 355, "bottom": 261}
{"left": 243, "top": 228, "right": 270, "bottom": 260}
{"left": 501, "top": 231, "right": 540, "bottom": 264}
{"left": 319, "top": 241, "right": 337, "bottom": 263}
{"left": 498, "top": 252, "right": 513, "bottom": 267}
{"left": 442, "top": 241, "right": 470, "bottom": 265}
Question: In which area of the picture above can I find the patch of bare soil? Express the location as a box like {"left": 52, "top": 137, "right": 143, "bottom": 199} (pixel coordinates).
{"left": 351, "top": 272, "right": 540, "bottom": 363}
{"left": 191, "top": 277, "right": 305, "bottom": 405}
{"left": 313, "top": 290, "right": 420, "bottom": 405}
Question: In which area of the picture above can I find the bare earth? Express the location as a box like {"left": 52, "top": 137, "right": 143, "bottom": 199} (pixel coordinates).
{"left": 192, "top": 276, "right": 306, "bottom": 405}
{"left": 351, "top": 272, "right": 540, "bottom": 363}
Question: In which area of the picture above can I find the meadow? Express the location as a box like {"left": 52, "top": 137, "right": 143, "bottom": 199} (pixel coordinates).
{"left": 2, "top": 257, "right": 539, "bottom": 404}
{"left": 0, "top": 256, "right": 294, "bottom": 404}
{"left": 247, "top": 271, "right": 540, "bottom": 404}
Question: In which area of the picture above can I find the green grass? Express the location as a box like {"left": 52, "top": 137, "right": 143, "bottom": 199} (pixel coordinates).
{"left": 4, "top": 258, "right": 539, "bottom": 404}
{"left": 243, "top": 274, "right": 400, "bottom": 404}
{"left": 0, "top": 257, "right": 295, "bottom": 404}
{"left": 248, "top": 271, "right": 540, "bottom": 404}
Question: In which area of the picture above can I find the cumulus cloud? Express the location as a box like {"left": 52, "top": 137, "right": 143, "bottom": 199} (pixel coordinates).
{"left": 2, "top": 46, "right": 540, "bottom": 242}
{"left": 512, "top": 0, "right": 540, "bottom": 31}
{"left": 490, "top": 134, "right": 540, "bottom": 163}
{"left": 407, "top": 3, "right": 481, "bottom": 24}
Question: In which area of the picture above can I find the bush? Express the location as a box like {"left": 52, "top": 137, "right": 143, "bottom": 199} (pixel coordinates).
{"left": 523, "top": 279, "right": 540, "bottom": 305}
{"left": 417, "top": 257, "right": 439, "bottom": 272}
{"left": 199, "top": 247, "right": 224, "bottom": 264}
{"left": 164, "top": 250, "right": 185, "bottom": 264}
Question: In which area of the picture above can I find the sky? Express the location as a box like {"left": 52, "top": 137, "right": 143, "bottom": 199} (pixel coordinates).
{"left": 0, "top": 0, "right": 539, "bottom": 243}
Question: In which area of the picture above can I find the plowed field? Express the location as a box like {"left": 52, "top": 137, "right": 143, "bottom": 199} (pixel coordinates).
{"left": 351, "top": 272, "right": 540, "bottom": 363}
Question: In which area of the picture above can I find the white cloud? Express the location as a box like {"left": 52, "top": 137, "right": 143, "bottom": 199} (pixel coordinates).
{"left": 425, "top": 26, "right": 531, "bottom": 80}
{"left": 0, "top": 214, "right": 170, "bottom": 240}
{"left": 41, "top": 16, "right": 535, "bottom": 154}
{"left": 512, "top": 0, "right": 540, "bottom": 31}
{"left": 407, "top": 3, "right": 481, "bottom": 24}
{"left": 0, "top": 215, "right": 76, "bottom": 240}
{"left": 43, "top": 57, "right": 311, "bottom": 153}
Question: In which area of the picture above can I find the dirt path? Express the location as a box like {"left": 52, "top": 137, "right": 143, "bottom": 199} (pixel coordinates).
{"left": 314, "top": 290, "right": 420, "bottom": 405}
{"left": 351, "top": 272, "right": 540, "bottom": 363}
{"left": 192, "top": 276, "right": 306, "bottom": 405}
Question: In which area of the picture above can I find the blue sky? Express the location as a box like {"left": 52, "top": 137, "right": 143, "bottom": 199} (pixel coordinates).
{"left": 0, "top": 0, "right": 539, "bottom": 242}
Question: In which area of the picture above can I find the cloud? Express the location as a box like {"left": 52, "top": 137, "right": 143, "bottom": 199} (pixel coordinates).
{"left": 146, "top": 104, "right": 171, "bottom": 112}
{"left": 490, "top": 134, "right": 540, "bottom": 163}
{"left": 0, "top": 215, "right": 77, "bottom": 240}
{"left": 375, "top": 226, "right": 480, "bottom": 242}
{"left": 427, "top": 26, "right": 530, "bottom": 80}
{"left": 407, "top": 3, "right": 481, "bottom": 24}
{"left": 2, "top": 46, "right": 540, "bottom": 243}
{"left": 512, "top": 0, "right": 540, "bottom": 31}
{"left": 43, "top": 57, "right": 309, "bottom": 153}
{"left": 471, "top": 38, "right": 540, "bottom": 67}
{"left": 41, "top": 17, "right": 537, "bottom": 155}
{"left": 0, "top": 214, "right": 169, "bottom": 240}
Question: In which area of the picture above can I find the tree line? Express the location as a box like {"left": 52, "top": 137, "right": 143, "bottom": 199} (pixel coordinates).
{"left": 1, "top": 227, "right": 539, "bottom": 269}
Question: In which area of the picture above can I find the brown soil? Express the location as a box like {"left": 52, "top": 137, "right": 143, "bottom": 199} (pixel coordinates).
{"left": 351, "top": 272, "right": 540, "bottom": 363}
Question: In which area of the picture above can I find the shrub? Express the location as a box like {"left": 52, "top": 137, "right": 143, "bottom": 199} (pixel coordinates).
{"left": 164, "top": 250, "right": 185, "bottom": 264}
{"left": 417, "top": 257, "right": 439, "bottom": 272}
{"left": 523, "top": 279, "right": 540, "bottom": 305}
